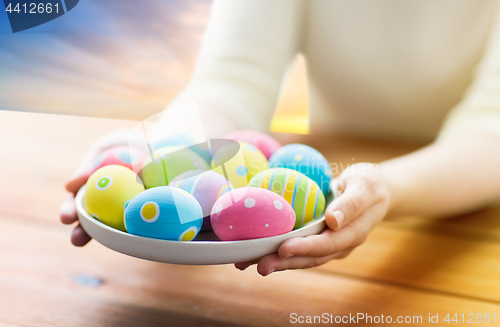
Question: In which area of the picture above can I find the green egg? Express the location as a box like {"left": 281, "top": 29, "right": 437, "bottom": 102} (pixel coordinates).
{"left": 140, "top": 146, "right": 209, "bottom": 188}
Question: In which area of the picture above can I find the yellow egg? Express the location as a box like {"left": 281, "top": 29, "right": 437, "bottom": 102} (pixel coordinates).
{"left": 212, "top": 141, "right": 268, "bottom": 188}
{"left": 84, "top": 165, "right": 145, "bottom": 231}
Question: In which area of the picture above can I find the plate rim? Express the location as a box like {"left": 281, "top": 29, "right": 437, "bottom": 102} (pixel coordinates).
{"left": 76, "top": 185, "right": 328, "bottom": 264}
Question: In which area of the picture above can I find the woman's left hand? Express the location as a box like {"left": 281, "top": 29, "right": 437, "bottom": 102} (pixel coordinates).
{"left": 234, "top": 163, "right": 392, "bottom": 276}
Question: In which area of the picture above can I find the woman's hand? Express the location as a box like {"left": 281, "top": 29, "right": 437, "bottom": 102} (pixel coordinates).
{"left": 60, "top": 171, "right": 93, "bottom": 247}
{"left": 59, "top": 129, "right": 136, "bottom": 247}
{"left": 235, "top": 163, "right": 392, "bottom": 276}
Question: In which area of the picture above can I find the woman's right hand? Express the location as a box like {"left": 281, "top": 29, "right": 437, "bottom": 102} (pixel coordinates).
{"left": 59, "top": 129, "right": 136, "bottom": 246}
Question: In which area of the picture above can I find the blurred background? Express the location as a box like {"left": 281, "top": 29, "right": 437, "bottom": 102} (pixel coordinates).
{"left": 0, "top": 0, "right": 309, "bottom": 134}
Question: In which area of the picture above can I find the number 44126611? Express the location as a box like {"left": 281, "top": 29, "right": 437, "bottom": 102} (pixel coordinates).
{"left": 444, "top": 313, "right": 496, "bottom": 324}
{"left": 6, "top": 3, "right": 59, "bottom": 14}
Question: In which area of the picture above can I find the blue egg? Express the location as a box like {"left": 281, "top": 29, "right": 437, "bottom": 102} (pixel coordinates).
{"left": 151, "top": 132, "right": 193, "bottom": 150}
{"left": 124, "top": 186, "right": 203, "bottom": 241}
{"left": 268, "top": 144, "right": 332, "bottom": 196}
{"left": 151, "top": 132, "right": 212, "bottom": 164}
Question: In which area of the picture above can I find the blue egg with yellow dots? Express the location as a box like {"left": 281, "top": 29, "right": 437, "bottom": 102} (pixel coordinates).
{"left": 269, "top": 144, "right": 332, "bottom": 196}
{"left": 124, "top": 186, "right": 203, "bottom": 241}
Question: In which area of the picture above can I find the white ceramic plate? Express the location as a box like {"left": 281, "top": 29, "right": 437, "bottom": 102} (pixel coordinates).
{"left": 76, "top": 185, "right": 327, "bottom": 265}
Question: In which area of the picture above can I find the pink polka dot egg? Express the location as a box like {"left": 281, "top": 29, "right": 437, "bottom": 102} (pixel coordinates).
{"left": 210, "top": 187, "right": 295, "bottom": 241}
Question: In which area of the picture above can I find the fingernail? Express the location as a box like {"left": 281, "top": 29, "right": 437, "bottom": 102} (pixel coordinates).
{"left": 266, "top": 269, "right": 276, "bottom": 276}
{"left": 284, "top": 253, "right": 295, "bottom": 259}
{"left": 333, "top": 210, "right": 345, "bottom": 228}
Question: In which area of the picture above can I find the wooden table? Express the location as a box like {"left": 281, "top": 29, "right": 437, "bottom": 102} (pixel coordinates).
{"left": 1, "top": 110, "right": 499, "bottom": 326}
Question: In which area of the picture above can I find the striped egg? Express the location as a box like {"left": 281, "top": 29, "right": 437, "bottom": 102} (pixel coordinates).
{"left": 169, "top": 170, "right": 234, "bottom": 230}
{"left": 248, "top": 168, "right": 325, "bottom": 229}
{"left": 124, "top": 186, "right": 203, "bottom": 241}
{"left": 211, "top": 141, "right": 268, "bottom": 188}
{"left": 269, "top": 144, "right": 333, "bottom": 196}
{"left": 140, "top": 146, "right": 210, "bottom": 188}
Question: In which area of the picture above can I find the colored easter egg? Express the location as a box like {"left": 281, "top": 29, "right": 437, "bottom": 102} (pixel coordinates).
{"left": 169, "top": 170, "right": 234, "bottom": 231}
{"left": 150, "top": 132, "right": 194, "bottom": 150}
{"left": 248, "top": 168, "right": 325, "bottom": 229}
{"left": 150, "top": 132, "right": 211, "bottom": 164}
{"left": 90, "top": 146, "right": 145, "bottom": 175}
{"left": 211, "top": 141, "right": 268, "bottom": 188}
{"left": 211, "top": 187, "right": 295, "bottom": 241}
{"left": 84, "top": 165, "right": 145, "bottom": 232}
{"left": 140, "top": 146, "right": 210, "bottom": 188}
{"left": 269, "top": 144, "right": 332, "bottom": 196}
{"left": 190, "top": 142, "right": 212, "bottom": 164}
{"left": 124, "top": 186, "right": 203, "bottom": 241}
{"left": 224, "top": 130, "right": 281, "bottom": 159}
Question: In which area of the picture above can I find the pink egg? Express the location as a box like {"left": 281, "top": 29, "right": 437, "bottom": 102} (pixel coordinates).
{"left": 89, "top": 146, "right": 146, "bottom": 175}
{"left": 211, "top": 187, "right": 295, "bottom": 241}
{"left": 169, "top": 170, "right": 234, "bottom": 231}
{"left": 224, "top": 130, "right": 281, "bottom": 160}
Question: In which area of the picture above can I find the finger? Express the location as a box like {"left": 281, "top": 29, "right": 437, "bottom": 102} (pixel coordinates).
{"left": 324, "top": 182, "right": 374, "bottom": 230}
{"left": 278, "top": 227, "right": 357, "bottom": 258}
{"left": 257, "top": 250, "right": 352, "bottom": 276}
{"left": 279, "top": 203, "right": 386, "bottom": 259}
{"left": 71, "top": 224, "right": 92, "bottom": 247}
{"left": 234, "top": 259, "right": 260, "bottom": 271}
{"left": 60, "top": 194, "right": 78, "bottom": 224}
{"left": 66, "top": 173, "right": 89, "bottom": 194}
{"left": 330, "top": 178, "right": 345, "bottom": 198}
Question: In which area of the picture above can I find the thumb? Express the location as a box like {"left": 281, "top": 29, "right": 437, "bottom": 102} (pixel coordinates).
{"left": 325, "top": 179, "right": 373, "bottom": 230}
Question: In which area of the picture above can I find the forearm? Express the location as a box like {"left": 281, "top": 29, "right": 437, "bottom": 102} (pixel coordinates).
{"left": 380, "top": 134, "right": 500, "bottom": 217}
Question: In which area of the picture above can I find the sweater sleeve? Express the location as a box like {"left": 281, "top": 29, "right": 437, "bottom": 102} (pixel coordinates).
{"left": 167, "top": 0, "right": 305, "bottom": 133}
{"left": 437, "top": 5, "right": 500, "bottom": 142}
